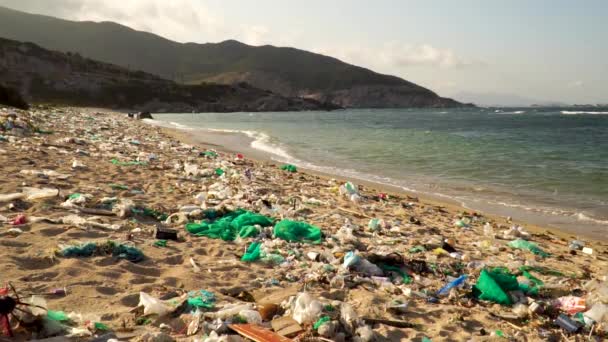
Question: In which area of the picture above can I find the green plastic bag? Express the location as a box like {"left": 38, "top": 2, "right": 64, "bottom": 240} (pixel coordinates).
{"left": 94, "top": 322, "right": 109, "bottom": 331}
{"left": 201, "top": 151, "right": 218, "bottom": 158}
{"left": 215, "top": 168, "right": 224, "bottom": 176}
{"left": 154, "top": 240, "right": 168, "bottom": 247}
{"left": 473, "top": 268, "right": 519, "bottom": 305}
{"left": 313, "top": 316, "right": 330, "bottom": 330}
{"left": 273, "top": 220, "right": 322, "bottom": 243}
{"left": 280, "top": 164, "right": 297, "bottom": 173}
{"left": 185, "top": 210, "right": 273, "bottom": 241}
{"left": 379, "top": 264, "right": 412, "bottom": 284}
{"left": 241, "top": 242, "right": 262, "bottom": 262}
{"left": 47, "top": 310, "right": 69, "bottom": 321}
{"left": 508, "top": 239, "right": 550, "bottom": 257}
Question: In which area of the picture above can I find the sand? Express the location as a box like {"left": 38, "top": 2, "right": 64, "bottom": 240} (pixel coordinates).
{"left": 1, "top": 107, "right": 607, "bottom": 341}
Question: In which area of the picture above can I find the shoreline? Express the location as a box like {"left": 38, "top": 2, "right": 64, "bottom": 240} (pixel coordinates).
{"left": 159, "top": 123, "right": 603, "bottom": 243}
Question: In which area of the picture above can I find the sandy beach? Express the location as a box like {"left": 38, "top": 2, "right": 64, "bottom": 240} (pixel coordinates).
{"left": 1, "top": 107, "right": 607, "bottom": 341}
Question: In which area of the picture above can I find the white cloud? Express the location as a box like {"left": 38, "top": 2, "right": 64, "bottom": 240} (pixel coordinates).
{"left": 568, "top": 80, "right": 584, "bottom": 88}
{"left": 1, "top": 0, "right": 273, "bottom": 46}
{"left": 241, "top": 25, "right": 271, "bottom": 46}
{"left": 316, "top": 42, "right": 480, "bottom": 71}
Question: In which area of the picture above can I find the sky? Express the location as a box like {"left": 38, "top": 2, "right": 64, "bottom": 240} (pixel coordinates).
{"left": 1, "top": 0, "right": 607, "bottom": 105}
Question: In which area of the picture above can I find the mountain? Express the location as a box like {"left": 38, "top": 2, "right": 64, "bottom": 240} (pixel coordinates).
{"left": 0, "top": 6, "right": 467, "bottom": 109}
{"left": 0, "top": 37, "right": 338, "bottom": 112}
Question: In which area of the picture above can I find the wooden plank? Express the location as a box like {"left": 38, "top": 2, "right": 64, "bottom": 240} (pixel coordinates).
{"left": 229, "top": 324, "right": 292, "bottom": 342}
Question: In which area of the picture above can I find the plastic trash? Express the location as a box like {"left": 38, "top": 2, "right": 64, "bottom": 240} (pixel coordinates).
{"left": 71, "top": 159, "right": 86, "bottom": 169}
{"left": 291, "top": 293, "right": 323, "bottom": 324}
{"left": 190, "top": 257, "right": 201, "bottom": 272}
{"left": 23, "top": 187, "right": 60, "bottom": 200}
{"left": 584, "top": 279, "right": 608, "bottom": 305}
{"left": 473, "top": 268, "right": 520, "bottom": 305}
{"left": 20, "top": 169, "right": 70, "bottom": 179}
{"left": 60, "top": 241, "right": 144, "bottom": 262}
{"left": 453, "top": 219, "right": 470, "bottom": 228}
{"left": 112, "top": 199, "right": 135, "bottom": 218}
{"left": 241, "top": 242, "right": 262, "bottom": 262}
{"left": 138, "top": 292, "right": 170, "bottom": 316}
{"left": 584, "top": 303, "right": 608, "bottom": 324}
{"left": 340, "top": 303, "right": 360, "bottom": 334}
{"left": 339, "top": 182, "right": 362, "bottom": 202}
{"left": 502, "top": 225, "right": 531, "bottom": 240}
{"left": 554, "top": 296, "right": 586, "bottom": 315}
{"left": 508, "top": 239, "right": 550, "bottom": 257}
{"left": 110, "top": 159, "right": 147, "bottom": 166}
{"left": 187, "top": 290, "right": 216, "bottom": 310}
{"left": 569, "top": 240, "right": 585, "bottom": 250}
{"left": 201, "top": 151, "right": 218, "bottom": 158}
{"left": 238, "top": 309, "right": 262, "bottom": 324}
{"left": 61, "top": 193, "right": 88, "bottom": 208}
{"left": 313, "top": 316, "right": 330, "bottom": 330}
{"left": 11, "top": 214, "right": 27, "bottom": 225}
{"left": 207, "top": 303, "right": 253, "bottom": 320}
{"left": 367, "top": 218, "right": 385, "bottom": 232}
{"left": 46, "top": 310, "right": 69, "bottom": 321}
{"left": 280, "top": 164, "right": 297, "bottom": 173}
{"left": 554, "top": 313, "right": 582, "bottom": 333}
{"left": 0, "top": 192, "right": 26, "bottom": 202}
{"left": 186, "top": 209, "right": 273, "bottom": 241}
{"left": 437, "top": 275, "right": 467, "bottom": 297}
{"left": 335, "top": 224, "right": 357, "bottom": 245}
{"left": 273, "top": 219, "right": 322, "bottom": 243}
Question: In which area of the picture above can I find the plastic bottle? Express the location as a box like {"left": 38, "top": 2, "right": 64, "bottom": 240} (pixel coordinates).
{"left": 436, "top": 275, "right": 467, "bottom": 297}
{"left": 483, "top": 222, "right": 494, "bottom": 236}
{"left": 238, "top": 309, "right": 262, "bottom": 324}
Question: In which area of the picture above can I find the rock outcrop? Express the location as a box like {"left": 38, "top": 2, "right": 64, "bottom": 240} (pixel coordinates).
{"left": 0, "top": 83, "right": 29, "bottom": 109}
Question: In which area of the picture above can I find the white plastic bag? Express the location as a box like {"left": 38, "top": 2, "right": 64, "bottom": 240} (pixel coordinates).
{"left": 291, "top": 293, "right": 323, "bottom": 324}
{"left": 138, "top": 292, "right": 170, "bottom": 316}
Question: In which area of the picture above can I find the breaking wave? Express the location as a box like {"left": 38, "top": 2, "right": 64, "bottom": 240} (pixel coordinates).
{"left": 561, "top": 111, "right": 608, "bottom": 115}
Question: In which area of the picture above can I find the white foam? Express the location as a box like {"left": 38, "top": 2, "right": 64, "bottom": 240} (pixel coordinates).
{"left": 576, "top": 213, "right": 608, "bottom": 225}
{"left": 206, "top": 128, "right": 294, "bottom": 160}
{"left": 495, "top": 110, "right": 525, "bottom": 114}
{"left": 142, "top": 118, "right": 195, "bottom": 131}
{"left": 561, "top": 111, "right": 608, "bottom": 115}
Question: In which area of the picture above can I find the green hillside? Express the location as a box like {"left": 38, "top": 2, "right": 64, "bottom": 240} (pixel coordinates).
{"left": 0, "top": 6, "right": 466, "bottom": 108}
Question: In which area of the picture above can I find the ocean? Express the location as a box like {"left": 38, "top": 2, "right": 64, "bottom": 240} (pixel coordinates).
{"left": 150, "top": 107, "right": 608, "bottom": 238}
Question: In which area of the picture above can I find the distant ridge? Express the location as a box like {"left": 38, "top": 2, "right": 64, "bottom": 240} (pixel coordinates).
{"left": 0, "top": 6, "right": 468, "bottom": 108}
{"left": 0, "top": 37, "right": 338, "bottom": 112}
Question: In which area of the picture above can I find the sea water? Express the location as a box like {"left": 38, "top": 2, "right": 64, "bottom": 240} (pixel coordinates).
{"left": 151, "top": 107, "right": 608, "bottom": 237}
